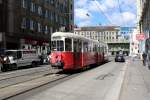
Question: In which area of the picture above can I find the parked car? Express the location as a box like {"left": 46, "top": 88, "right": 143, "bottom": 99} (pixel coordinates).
{"left": 115, "top": 54, "right": 125, "bottom": 62}
{"left": 2, "top": 49, "right": 40, "bottom": 71}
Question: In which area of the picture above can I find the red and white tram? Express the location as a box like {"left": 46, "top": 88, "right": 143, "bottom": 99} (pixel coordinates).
{"left": 50, "top": 32, "right": 109, "bottom": 70}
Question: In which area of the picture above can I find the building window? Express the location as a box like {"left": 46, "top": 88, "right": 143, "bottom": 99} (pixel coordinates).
{"left": 26, "top": 19, "right": 30, "bottom": 29}
{"left": 21, "top": 17, "right": 26, "bottom": 29}
{"left": 51, "top": 12, "right": 54, "bottom": 20}
{"left": 38, "top": 6, "right": 42, "bottom": 16}
{"left": 22, "top": 0, "right": 27, "bottom": 8}
{"left": 45, "top": 26, "right": 48, "bottom": 34}
{"left": 45, "top": 10, "right": 48, "bottom": 18}
{"left": 33, "top": 21, "right": 37, "bottom": 31}
{"left": 50, "top": 0, "right": 54, "bottom": 4}
{"left": 30, "top": 2, "right": 35, "bottom": 12}
{"left": 45, "top": 0, "right": 50, "bottom": 4}
{"left": 55, "top": 14, "right": 58, "bottom": 22}
{"left": 38, "top": 23, "right": 41, "bottom": 32}
{"left": 50, "top": 27, "right": 53, "bottom": 34}
{"left": 30, "top": 20, "right": 34, "bottom": 30}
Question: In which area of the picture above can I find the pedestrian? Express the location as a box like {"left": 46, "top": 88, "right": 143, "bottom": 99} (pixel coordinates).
{"left": 145, "top": 37, "right": 150, "bottom": 69}
{"left": 142, "top": 52, "right": 147, "bottom": 66}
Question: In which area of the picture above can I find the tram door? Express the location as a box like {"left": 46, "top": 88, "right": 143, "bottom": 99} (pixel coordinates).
{"left": 73, "top": 39, "right": 81, "bottom": 68}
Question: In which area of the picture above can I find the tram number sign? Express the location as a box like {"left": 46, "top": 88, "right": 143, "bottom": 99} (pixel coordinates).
{"left": 136, "top": 34, "right": 145, "bottom": 41}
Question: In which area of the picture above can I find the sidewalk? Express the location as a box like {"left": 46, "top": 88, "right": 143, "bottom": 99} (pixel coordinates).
{"left": 120, "top": 59, "right": 150, "bottom": 100}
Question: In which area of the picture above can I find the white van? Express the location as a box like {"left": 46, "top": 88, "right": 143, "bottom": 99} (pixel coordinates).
{"left": 2, "top": 49, "right": 40, "bottom": 71}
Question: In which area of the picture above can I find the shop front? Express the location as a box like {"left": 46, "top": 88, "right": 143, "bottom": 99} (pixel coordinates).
{"left": 20, "top": 38, "right": 50, "bottom": 55}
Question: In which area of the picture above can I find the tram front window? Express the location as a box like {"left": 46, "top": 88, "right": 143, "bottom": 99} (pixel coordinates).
{"left": 51, "top": 41, "right": 64, "bottom": 51}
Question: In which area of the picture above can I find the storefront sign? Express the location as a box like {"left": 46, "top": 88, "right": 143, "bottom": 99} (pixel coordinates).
{"left": 25, "top": 39, "right": 48, "bottom": 45}
{"left": 136, "top": 34, "right": 145, "bottom": 41}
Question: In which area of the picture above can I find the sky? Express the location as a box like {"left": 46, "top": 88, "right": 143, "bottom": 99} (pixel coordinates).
{"left": 75, "top": 0, "right": 137, "bottom": 27}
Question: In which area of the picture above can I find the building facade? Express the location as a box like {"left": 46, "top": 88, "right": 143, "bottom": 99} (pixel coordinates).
{"left": 130, "top": 29, "right": 139, "bottom": 56}
{"left": 74, "top": 26, "right": 131, "bottom": 55}
{"left": 137, "top": 0, "right": 150, "bottom": 53}
{"left": 0, "top": 0, "right": 74, "bottom": 54}
{"left": 138, "top": 0, "right": 150, "bottom": 35}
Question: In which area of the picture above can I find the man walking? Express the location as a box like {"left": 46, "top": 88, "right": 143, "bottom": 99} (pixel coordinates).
{"left": 145, "top": 37, "right": 150, "bottom": 69}
{"left": 142, "top": 52, "right": 147, "bottom": 66}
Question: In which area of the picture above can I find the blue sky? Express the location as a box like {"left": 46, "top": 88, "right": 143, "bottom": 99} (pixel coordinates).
{"left": 75, "top": 0, "right": 137, "bottom": 27}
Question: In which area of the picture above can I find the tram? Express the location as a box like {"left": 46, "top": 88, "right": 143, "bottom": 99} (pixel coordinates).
{"left": 50, "top": 32, "right": 109, "bottom": 70}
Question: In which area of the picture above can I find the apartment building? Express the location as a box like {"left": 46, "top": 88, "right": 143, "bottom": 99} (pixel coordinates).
{"left": 74, "top": 26, "right": 134, "bottom": 55}
{"left": 137, "top": 0, "right": 150, "bottom": 53}
{"left": 0, "top": 0, "right": 74, "bottom": 54}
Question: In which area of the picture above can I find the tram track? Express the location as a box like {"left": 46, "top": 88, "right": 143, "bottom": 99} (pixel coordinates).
{"left": 0, "top": 65, "right": 61, "bottom": 89}
{"left": 0, "top": 65, "right": 51, "bottom": 80}
{"left": 0, "top": 62, "right": 110, "bottom": 100}
{"left": 0, "top": 72, "right": 71, "bottom": 100}
{"left": 0, "top": 66, "right": 93, "bottom": 100}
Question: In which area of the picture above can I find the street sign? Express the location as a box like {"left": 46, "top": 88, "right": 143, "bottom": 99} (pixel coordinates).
{"left": 136, "top": 34, "right": 145, "bottom": 41}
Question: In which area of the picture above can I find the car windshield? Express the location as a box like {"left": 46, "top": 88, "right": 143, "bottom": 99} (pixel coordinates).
{"left": 5, "top": 51, "right": 17, "bottom": 58}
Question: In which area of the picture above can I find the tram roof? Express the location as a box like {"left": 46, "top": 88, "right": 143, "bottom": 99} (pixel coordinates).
{"left": 52, "top": 32, "right": 106, "bottom": 45}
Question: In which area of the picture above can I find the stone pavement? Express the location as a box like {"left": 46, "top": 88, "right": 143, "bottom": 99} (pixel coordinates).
{"left": 120, "top": 58, "right": 150, "bottom": 100}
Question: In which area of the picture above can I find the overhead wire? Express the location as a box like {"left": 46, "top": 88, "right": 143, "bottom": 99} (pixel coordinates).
{"left": 91, "top": 0, "right": 135, "bottom": 26}
{"left": 117, "top": 0, "right": 126, "bottom": 26}
{"left": 92, "top": 0, "right": 113, "bottom": 25}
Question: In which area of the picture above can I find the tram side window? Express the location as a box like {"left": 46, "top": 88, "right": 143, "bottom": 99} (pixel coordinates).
{"left": 102, "top": 46, "right": 104, "bottom": 53}
{"left": 73, "top": 40, "right": 82, "bottom": 52}
{"left": 83, "top": 42, "right": 88, "bottom": 52}
{"left": 98, "top": 46, "right": 100, "bottom": 53}
{"left": 74, "top": 40, "right": 77, "bottom": 52}
{"left": 79, "top": 41, "right": 82, "bottom": 52}
{"left": 89, "top": 43, "right": 93, "bottom": 52}
{"left": 93, "top": 45, "right": 97, "bottom": 52}
{"left": 65, "top": 38, "right": 72, "bottom": 51}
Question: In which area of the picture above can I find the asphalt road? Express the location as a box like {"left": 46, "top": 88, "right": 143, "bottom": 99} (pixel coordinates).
{"left": 5, "top": 61, "right": 128, "bottom": 100}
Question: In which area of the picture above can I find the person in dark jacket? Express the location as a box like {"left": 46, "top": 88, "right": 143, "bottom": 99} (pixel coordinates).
{"left": 145, "top": 37, "right": 150, "bottom": 68}
{"left": 142, "top": 52, "right": 147, "bottom": 66}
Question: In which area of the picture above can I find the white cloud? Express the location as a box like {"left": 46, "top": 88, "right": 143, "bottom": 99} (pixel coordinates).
{"left": 76, "top": 0, "right": 88, "bottom": 7}
{"left": 104, "top": 0, "right": 117, "bottom": 9}
{"left": 75, "top": 0, "right": 137, "bottom": 27}
{"left": 78, "top": 20, "right": 92, "bottom": 26}
{"left": 88, "top": 1, "right": 107, "bottom": 12}
{"left": 111, "top": 12, "right": 136, "bottom": 26}
{"left": 122, "top": 12, "right": 136, "bottom": 22}
{"left": 75, "top": 8, "right": 91, "bottom": 20}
